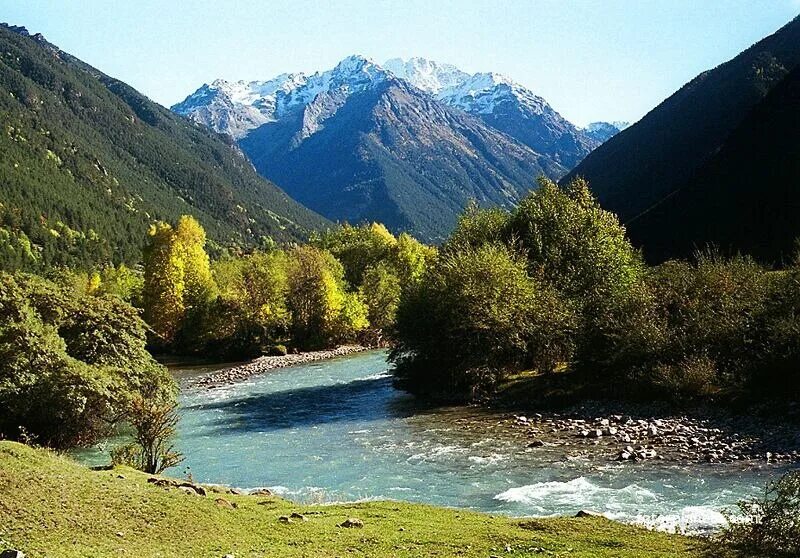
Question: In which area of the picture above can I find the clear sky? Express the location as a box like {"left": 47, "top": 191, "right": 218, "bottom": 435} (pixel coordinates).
{"left": 2, "top": 1, "right": 798, "bottom": 125}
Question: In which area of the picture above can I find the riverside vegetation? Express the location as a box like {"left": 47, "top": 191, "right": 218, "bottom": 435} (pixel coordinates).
{"left": 3, "top": 179, "right": 800, "bottom": 557}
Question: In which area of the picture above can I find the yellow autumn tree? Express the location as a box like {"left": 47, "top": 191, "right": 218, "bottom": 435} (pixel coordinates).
{"left": 143, "top": 222, "right": 185, "bottom": 345}
{"left": 143, "top": 216, "right": 216, "bottom": 346}
{"left": 174, "top": 215, "right": 217, "bottom": 311}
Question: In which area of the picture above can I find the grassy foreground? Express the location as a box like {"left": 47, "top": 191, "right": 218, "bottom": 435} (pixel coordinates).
{"left": 0, "top": 442, "right": 703, "bottom": 558}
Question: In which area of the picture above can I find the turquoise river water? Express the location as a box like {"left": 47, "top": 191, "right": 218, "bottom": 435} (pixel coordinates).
{"left": 79, "top": 350, "right": 795, "bottom": 534}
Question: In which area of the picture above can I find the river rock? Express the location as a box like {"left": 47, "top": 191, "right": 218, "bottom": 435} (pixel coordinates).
{"left": 215, "top": 498, "right": 235, "bottom": 509}
{"left": 575, "top": 510, "right": 601, "bottom": 518}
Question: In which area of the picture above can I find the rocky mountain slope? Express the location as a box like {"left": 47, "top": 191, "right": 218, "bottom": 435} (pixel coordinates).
{"left": 175, "top": 56, "right": 571, "bottom": 240}
{"left": 173, "top": 56, "right": 620, "bottom": 240}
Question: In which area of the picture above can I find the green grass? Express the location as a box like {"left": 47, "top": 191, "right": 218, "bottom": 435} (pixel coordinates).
{"left": 0, "top": 441, "right": 704, "bottom": 557}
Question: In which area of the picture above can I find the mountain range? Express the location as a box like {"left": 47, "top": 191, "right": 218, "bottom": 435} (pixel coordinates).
{"left": 173, "top": 57, "right": 625, "bottom": 241}
{"left": 0, "top": 23, "right": 327, "bottom": 270}
{"left": 566, "top": 15, "right": 800, "bottom": 263}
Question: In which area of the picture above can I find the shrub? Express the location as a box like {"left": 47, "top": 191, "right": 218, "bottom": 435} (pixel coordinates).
{"left": 116, "top": 388, "right": 183, "bottom": 475}
{"left": 715, "top": 470, "right": 800, "bottom": 557}
{"left": 392, "top": 243, "right": 573, "bottom": 399}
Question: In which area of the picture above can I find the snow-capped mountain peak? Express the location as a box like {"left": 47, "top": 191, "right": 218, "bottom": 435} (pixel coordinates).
{"left": 383, "top": 57, "right": 470, "bottom": 93}
{"left": 172, "top": 54, "right": 392, "bottom": 138}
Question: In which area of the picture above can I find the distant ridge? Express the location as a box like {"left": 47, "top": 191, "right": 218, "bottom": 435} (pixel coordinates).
{"left": 565, "top": 15, "right": 800, "bottom": 257}
{"left": 173, "top": 56, "right": 621, "bottom": 241}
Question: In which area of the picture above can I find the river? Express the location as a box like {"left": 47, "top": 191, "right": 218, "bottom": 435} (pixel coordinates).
{"left": 160, "top": 349, "right": 795, "bottom": 534}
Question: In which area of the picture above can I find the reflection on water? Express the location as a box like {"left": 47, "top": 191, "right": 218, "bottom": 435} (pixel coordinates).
{"left": 151, "top": 351, "right": 793, "bottom": 533}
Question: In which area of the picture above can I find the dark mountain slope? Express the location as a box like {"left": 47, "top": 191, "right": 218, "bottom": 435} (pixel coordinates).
{"left": 240, "top": 78, "right": 562, "bottom": 242}
{"left": 0, "top": 24, "right": 327, "bottom": 270}
{"left": 626, "top": 65, "right": 800, "bottom": 264}
{"left": 565, "top": 16, "right": 800, "bottom": 223}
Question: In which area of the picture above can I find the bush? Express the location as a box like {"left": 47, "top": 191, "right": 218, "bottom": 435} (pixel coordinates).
{"left": 116, "top": 388, "right": 183, "bottom": 475}
{"left": 392, "top": 243, "right": 574, "bottom": 400}
{"left": 715, "top": 470, "right": 800, "bottom": 557}
{"left": 0, "top": 271, "right": 175, "bottom": 449}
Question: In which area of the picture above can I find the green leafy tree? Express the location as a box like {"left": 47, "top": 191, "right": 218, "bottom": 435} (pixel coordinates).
{"left": 286, "top": 246, "right": 367, "bottom": 349}
{"left": 313, "top": 223, "right": 398, "bottom": 287}
{"left": 360, "top": 263, "right": 402, "bottom": 333}
{"left": 509, "top": 177, "right": 642, "bottom": 301}
{"left": 392, "top": 243, "right": 572, "bottom": 399}
{"left": 0, "top": 272, "right": 175, "bottom": 449}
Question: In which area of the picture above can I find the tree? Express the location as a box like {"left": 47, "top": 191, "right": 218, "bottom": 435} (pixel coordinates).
{"left": 143, "top": 222, "right": 185, "bottom": 345}
{"left": 360, "top": 263, "right": 402, "bottom": 333}
{"left": 142, "top": 216, "right": 217, "bottom": 347}
{"left": 509, "top": 177, "right": 642, "bottom": 302}
{"left": 286, "top": 246, "right": 367, "bottom": 348}
{"left": 207, "top": 250, "right": 291, "bottom": 357}
{"left": 0, "top": 271, "right": 175, "bottom": 449}
{"left": 392, "top": 243, "right": 571, "bottom": 399}
{"left": 444, "top": 202, "right": 510, "bottom": 252}
{"left": 174, "top": 215, "right": 217, "bottom": 311}
{"left": 390, "top": 233, "right": 436, "bottom": 287}
{"left": 313, "top": 223, "right": 397, "bottom": 287}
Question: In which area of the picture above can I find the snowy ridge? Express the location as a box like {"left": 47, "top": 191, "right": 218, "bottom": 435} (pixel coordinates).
{"left": 172, "top": 55, "right": 389, "bottom": 138}
{"left": 173, "top": 55, "right": 622, "bottom": 151}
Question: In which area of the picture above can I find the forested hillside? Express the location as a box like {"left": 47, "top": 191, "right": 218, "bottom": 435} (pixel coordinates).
{"left": 626, "top": 65, "right": 800, "bottom": 264}
{"left": 565, "top": 16, "right": 800, "bottom": 230}
{"left": 0, "top": 24, "right": 328, "bottom": 271}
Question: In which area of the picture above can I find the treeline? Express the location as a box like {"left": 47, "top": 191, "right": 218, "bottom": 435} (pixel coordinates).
{"left": 139, "top": 217, "right": 434, "bottom": 357}
{"left": 391, "top": 177, "right": 800, "bottom": 403}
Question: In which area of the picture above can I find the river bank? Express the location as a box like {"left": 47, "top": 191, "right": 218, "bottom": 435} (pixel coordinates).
{"left": 497, "top": 404, "right": 800, "bottom": 465}
{"left": 192, "top": 345, "right": 369, "bottom": 388}
{"left": 0, "top": 441, "right": 703, "bottom": 558}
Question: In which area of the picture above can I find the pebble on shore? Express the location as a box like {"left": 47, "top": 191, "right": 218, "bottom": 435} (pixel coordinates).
{"left": 511, "top": 409, "right": 800, "bottom": 465}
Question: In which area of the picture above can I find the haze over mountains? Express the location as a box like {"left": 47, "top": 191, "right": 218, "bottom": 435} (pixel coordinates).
{"left": 173, "top": 56, "right": 625, "bottom": 240}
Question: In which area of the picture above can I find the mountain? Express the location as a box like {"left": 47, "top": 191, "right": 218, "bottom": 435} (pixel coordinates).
{"left": 175, "top": 56, "right": 564, "bottom": 241}
{"left": 383, "top": 57, "right": 603, "bottom": 168}
{"left": 582, "top": 121, "right": 629, "bottom": 143}
{"left": 0, "top": 24, "right": 327, "bottom": 270}
{"left": 565, "top": 16, "right": 800, "bottom": 231}
{"left": 625, "top": 65, "right": 800, "bottom": 264}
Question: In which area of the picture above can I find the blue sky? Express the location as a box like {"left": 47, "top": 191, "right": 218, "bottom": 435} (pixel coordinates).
{"left": 2, "top": 1, "right": 798, "bottom": 125}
